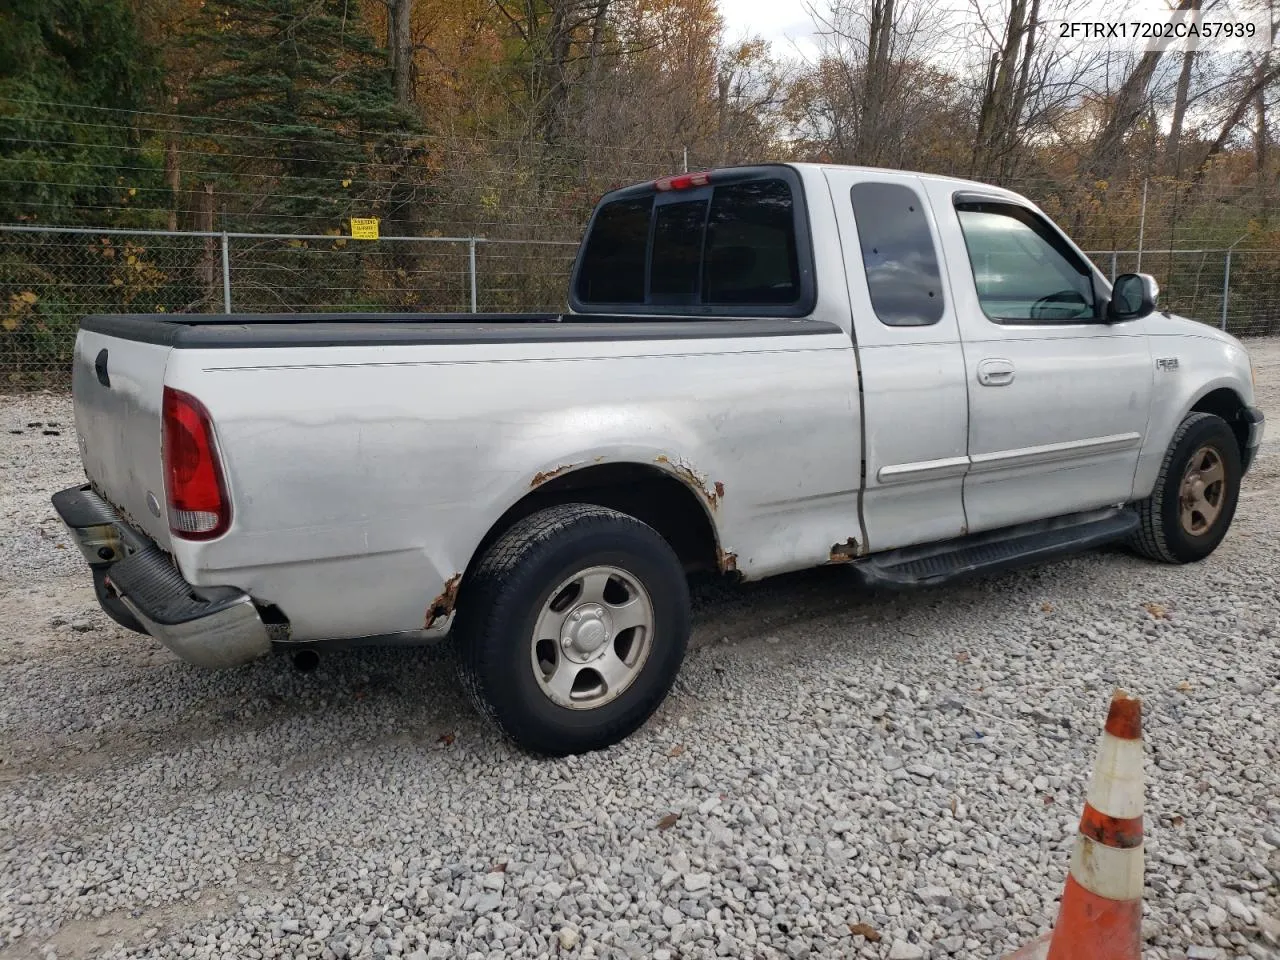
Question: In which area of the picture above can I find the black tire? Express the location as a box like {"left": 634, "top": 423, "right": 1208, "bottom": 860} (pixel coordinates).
{"left": 454, "top": 503, "right": 690, "bottom": 755}
{"left": 1130, "top": 412, "right": 1242, "bottom": 564}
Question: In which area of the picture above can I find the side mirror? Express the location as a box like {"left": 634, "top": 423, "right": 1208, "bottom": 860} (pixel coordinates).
{"left": 1107, "top": 273, "right": 1159, "bottom": 322}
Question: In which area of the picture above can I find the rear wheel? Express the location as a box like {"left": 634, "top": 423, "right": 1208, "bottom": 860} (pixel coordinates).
{"left": 1131, "top": 412, "right": 1242, "bottom": 564}
{"left": 455, "top": 503, "right": 690, "bottom": 755}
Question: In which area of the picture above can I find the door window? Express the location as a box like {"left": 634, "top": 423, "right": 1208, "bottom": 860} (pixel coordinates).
{"left": 954, "top": 201, "right": 1097, "bottom": 324}
{"left": 849, "top": 183, "right": 945, "bottom": 326}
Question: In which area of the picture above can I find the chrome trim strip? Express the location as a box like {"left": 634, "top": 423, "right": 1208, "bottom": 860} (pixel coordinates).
{"left": 877, "top": 455, "right": 971, "bottom": 484}
{"left": 969, "top": 432, "right": 1143, "bottom": 472}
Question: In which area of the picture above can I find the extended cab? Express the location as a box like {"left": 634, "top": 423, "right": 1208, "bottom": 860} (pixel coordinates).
{"left": 53, "top": 164, "right": 1264, "bottom": 754}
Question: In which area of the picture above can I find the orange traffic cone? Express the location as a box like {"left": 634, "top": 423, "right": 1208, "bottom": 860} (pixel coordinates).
{"left": 1006, "top": 689, "right": 1145, "bottom": 960}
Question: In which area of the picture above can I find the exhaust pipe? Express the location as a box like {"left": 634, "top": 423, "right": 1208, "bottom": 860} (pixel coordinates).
{"left": 291, "top": 648, "right": 320, "bottom": 673}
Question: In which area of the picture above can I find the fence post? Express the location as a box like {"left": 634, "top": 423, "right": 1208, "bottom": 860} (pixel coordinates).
{"left": 1136, "top": 180, "right": 1148, "bottom": 273}
{"left": 1221, "top": 249, "right": 1232, "bottom": 331}
{"left": 468, "top": 238, "right": 478, "bottom": 313}
{"left": 1110, "top": 251, "right": 1117, "bottom": 281}
{"left": 220, "top": 232, "right": 232, "bottom": 313}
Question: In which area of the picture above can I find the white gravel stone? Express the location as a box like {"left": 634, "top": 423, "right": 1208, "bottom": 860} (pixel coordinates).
{"left": 3, "top": 343, "right": 1280, "bottom": 960}
{"left": 557, "top": 925, "right": 580, "bottom": 950}
{"left": 889, "top": 941, "right": 926, "bottom": 959}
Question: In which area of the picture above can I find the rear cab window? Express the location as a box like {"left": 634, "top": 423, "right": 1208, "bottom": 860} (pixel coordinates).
{"left": 571, "top": 166, "right": 815, "bottom": 317}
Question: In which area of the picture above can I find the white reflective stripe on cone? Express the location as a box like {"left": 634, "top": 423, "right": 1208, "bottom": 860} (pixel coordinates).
{"left": 1085, "top": 732, "right": 1144, "bottom": 820}
{"left": 1069, "top": 835, "right": 1145, "bottom": 901}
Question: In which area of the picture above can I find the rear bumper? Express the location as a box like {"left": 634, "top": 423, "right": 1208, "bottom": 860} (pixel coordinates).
{"left": 51, "top": 485, "right": 272, "bottom": 668}
{"left": 1242, "top": 406, "right": 1265, "bottom": 473}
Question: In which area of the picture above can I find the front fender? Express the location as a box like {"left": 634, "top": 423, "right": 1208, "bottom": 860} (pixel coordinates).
{"left": 1132, "top": 326, "right": 1254, "bottom": 497}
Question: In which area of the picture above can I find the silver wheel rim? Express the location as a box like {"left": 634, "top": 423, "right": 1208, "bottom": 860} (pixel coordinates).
{"left": 530, "top": 565, "right": 655, "bottom": 710}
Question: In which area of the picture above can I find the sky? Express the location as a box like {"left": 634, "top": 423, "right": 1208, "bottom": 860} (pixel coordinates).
{"left": 718, "top": 0, "right": 820, "bottom": 59}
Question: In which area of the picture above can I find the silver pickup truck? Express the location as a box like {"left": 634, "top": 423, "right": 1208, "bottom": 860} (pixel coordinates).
{"left": 53, "top": 163, "right": 1264, "bottom": 754}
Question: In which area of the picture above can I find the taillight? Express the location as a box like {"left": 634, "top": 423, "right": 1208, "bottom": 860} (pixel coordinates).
{"left": 654, "top": 171, "right": 711, "bottom": 192}
{"left": 162, "top": 386, "right": 230, "bottom": 540}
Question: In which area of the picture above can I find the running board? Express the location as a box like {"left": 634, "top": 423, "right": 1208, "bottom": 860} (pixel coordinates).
{"left": 853, "top": 508, "right": 1139, "bottom": 589}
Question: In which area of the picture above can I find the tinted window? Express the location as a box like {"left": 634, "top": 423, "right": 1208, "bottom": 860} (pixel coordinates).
{"left": 955, "top": 202, "right": 1096, "bottom": 323}
{"left": 575, "top": 197, "right": 652, "bottom": 304}
{"left": 704, "top": 180, "right": 800, "bottom": 304}
{"left": 575, "top": 176, "right": 805, "bottom": 312}
{"left": 849, "top": 183, "right": 944, "bottom": 326}
{"left": 650, "top": 199, "right": 707, "bottom": 303}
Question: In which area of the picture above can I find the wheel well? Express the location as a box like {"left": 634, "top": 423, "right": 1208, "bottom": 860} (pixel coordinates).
{"left": 1190, "top": 388, "right": 1248, "bottom": 457}
{"left": 468, "top": 463, "right": 725, "bottom": 581}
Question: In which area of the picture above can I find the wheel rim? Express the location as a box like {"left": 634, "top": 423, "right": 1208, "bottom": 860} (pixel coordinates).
{"left": 530, "top": 565, "right": 655, "bottom": 710}
{"left": 1178, "top": 445, "right": 1226, "bottom": 536}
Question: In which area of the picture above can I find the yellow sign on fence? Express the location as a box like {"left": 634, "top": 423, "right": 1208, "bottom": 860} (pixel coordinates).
{"left": 350, "top": 217, "right": 379, "bottom": 240}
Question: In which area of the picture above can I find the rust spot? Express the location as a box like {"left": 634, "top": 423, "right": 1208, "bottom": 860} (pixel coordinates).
{"left": 655, "top": 455, "right": 724, "bottom": 510}
{"left": 530, "top": 463, "right": 577, "bottom": 487}
{"left": 716, "top": 548, "right": 738, "bottom": 574}
{"left": 828, "top": 537, "right": 859, "bottom": 564}
{"left": 424, "top": 573, "right": 462, "bottom": 629}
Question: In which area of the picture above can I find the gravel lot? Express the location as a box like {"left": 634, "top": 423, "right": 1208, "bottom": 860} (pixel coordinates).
{"left": 2, "top": 339, "right": 1279, "bottom": 960}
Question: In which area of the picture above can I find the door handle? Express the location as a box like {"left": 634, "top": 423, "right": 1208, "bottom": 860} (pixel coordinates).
{"left": 977, "top": 358, "right": 1015, "bottom": 387}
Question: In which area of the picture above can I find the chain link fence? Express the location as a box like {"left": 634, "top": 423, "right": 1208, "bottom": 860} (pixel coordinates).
{"left": 3, "top": 223, "right": 1279, "bottom": 389}
{"left": 0, "top": 225, "right": 579, "bottom": 387}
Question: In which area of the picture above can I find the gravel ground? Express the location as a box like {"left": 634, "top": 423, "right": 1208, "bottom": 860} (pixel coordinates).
{"left": 2, "top": 340, "right": 1279, "bottom": 960}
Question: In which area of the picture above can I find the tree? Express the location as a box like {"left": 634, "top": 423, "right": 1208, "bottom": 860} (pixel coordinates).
{"left": 182, "top": 0, "right": 421, "bottom": 233}
{"left": 0, "top": 0, "right": 161, "bottom": 224}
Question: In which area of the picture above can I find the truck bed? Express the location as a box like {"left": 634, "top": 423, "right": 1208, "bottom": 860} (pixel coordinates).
{"left": 80, "top": 313, "right": 838, "bottom": 348}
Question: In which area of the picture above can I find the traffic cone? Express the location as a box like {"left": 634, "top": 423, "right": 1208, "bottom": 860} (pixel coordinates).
{"left": 1006, "top": 689, "right": 1145, "bottom": 960}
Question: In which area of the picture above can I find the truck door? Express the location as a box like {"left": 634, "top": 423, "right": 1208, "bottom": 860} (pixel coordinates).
{"left": 922, "top": 183, "right": 1153, "bottom": 532}
{"left": 824, "top": 169, "right": 970, "bottom": 551}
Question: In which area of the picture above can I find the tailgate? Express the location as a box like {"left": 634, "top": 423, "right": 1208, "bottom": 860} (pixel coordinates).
{"left": 72, "top": 327, "right": 174, "bottom": 549}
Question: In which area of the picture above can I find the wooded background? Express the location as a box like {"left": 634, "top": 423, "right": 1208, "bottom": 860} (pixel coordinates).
{"left": 3, "top": 0, "right": 1280, "bottom": 384}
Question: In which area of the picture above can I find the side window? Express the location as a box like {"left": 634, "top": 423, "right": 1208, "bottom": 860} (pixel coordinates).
{"left": 575, "top": 197, "right": 653, "bottom": 304}
{"left": 954, "top": 202, "right": 1097, "bottom": 324}
{"left": 849, "top": 182, "right": 944, "bottom": 327}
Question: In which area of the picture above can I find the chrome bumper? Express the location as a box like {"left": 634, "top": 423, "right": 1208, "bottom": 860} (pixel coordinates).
{"left": 51, "top": 485, "right": 272, "bottom": 668}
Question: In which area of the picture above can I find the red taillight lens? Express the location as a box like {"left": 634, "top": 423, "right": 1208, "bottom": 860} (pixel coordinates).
{"left": 654, "top": 171, "right": 711, "bottom": 192}
{"left": 162, "top": 386, "right": 230, "bottom": 540}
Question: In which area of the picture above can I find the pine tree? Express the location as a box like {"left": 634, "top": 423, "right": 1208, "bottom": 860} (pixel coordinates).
{"left": 0, "top": 0, "right": 162, "bottom": 225}
{"left": 183, "top": 0, "right": 421, "bottom": 233}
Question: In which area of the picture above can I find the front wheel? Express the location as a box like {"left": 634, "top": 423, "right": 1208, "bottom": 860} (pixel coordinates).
{"left": 1130, "top": 412, "right": 1242, "bottom": 564}
{"left": 454, "top": 503, "right": 690, "bottom": 755}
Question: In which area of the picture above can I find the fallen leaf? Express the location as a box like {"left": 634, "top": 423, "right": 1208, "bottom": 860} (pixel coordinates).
{"left": 491, "top": 861, "right": 508, "bottom": 872}
{"left": 1176, "top": 680, "right": 1192, "bottom": 692}
{"left": 1144, "top": 602, "right": 1168, "bottom": 619}
{"left": 949, "top": 797, "right": 957, "bottom": 815}
{"left": 656, "top": 813, "right": 680, "bottom": 831}
{"left": 1041, "top": 601, "right": 1054, "bottom": 613}
{"left": 669, "top": 744, "right": 685, "bottom": 757}
{"left": 1169, "top": 814, "right": 1185, "bottom": 827}
{"left": 848, "top": 922, "right": 881, "bottom": 942}
{"left": 437, "top": 732, "right": 455, "bottom": 745}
